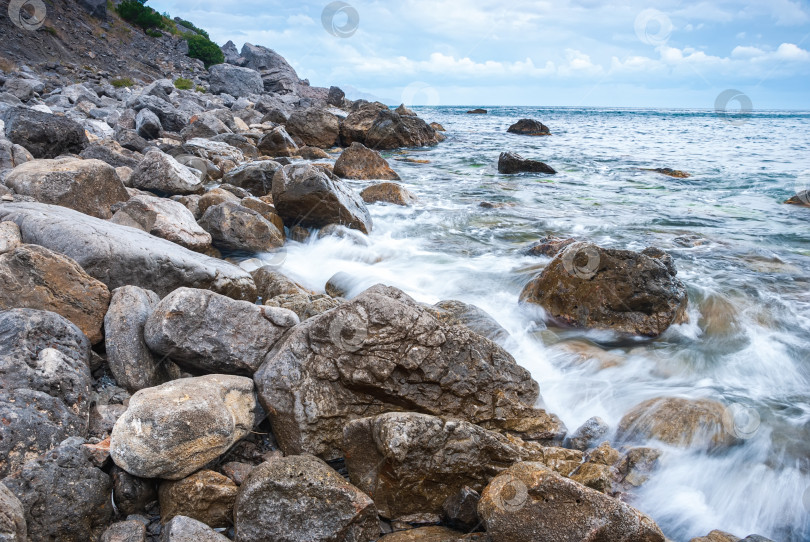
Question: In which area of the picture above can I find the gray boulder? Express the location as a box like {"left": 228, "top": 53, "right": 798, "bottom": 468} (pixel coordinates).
{"left": 0, "top": 472, "right": 26, "bottom": 542}
{"left": 1, "top": 108, "right": 88, "bottom": 158}
{"left": 129, "top": 94, "right": 191, "bottom": 133}
{"left": 327, "top": 86, "right": 345, "bottom": 107}
{"left": 4, "top": 157, "right": 128, "bottom": 219}
{"left": 129, "top": 149, "right": 205, "bottom": 195}
{"left": 198, "top": 201, "right": 285, "bottom": 253}
{"left": 144, "top": 287, "right": 298, "bottom": 375}
{"left": 271, "top": 163, "right": 372, "bottom": 234}
{"left": 222, "top": 160, "right": 282, "bottom": 197}
{"left": 100, "top": 521, "right": 146, "bottom": 542}
{"left": 135, "top": 108, "right": 161, "bottom": 140}
{"left": 110, "top": 194, "right": 212, "bottom": 252}
{"left": 222, "top": 41, "right": 243, "bottom": 65}
{"left": 110, "top": 375, "right": 258, "bottom": 480}
{"left": 3, "top": 78, "right": 44, "bottom": 101}
{"left": 234, "top": 455, "right": 379, "bottom": 542}
{"left": 0, "top": 202, "right": 257, "bottom": 299}
{"left": 254, "top": 284, "right": 563, "bottom": 459}
{"left": 161, "top": 516, "right": 230, "bottom": 542}
{"left": 208, "top": 64, "right": 263, "bottom": 98}
{"left": 257, "top": 126, "right": 298, "bottom": 157}
{"left": 240, "top": 43, "right": 300, "bottom": 94}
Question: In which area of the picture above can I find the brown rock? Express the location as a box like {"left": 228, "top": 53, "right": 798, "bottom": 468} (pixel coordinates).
{"left": 378, "top": 527, "right": 482, "bottom": 541}
{"left": 429, "top": 122, "right": 445, "bottom": 131}
{"left": 339, "top": 102, "right": 389, "bottom": 146}
{"left": 360, "top": 182, "right": 417, "bottom": 206}
{"left": 285, "top": 108, "right": 340, "bottom": 149}
{"left": 690, "top": 530, "right": 741, "bottom": 542}
{"left": 334, "top": 142, "right": 400, "bottom": 180}
{"left": 100, "top": 520, "right": 146, "bottom": 542}
{"left": 0, "top": 244, "right": 110, "bottom": 343}
{"left": 159, "top": 470, "right": 238, "bottom": 528}
{"left": 199, "top": 201, "right": 285, "bottom": 253}
{"left": 395, "top": 104, "right": 418, "bottom": 116}
{"left": 298, "top": 146, "right": 330, "bottom": 159}
{"left": 0, "top": 220, "right": 22, "bottom": 254}
{"left": 257, "top": 126, "right": 299, "bottom": 157}
{"left": 197, "top": 188, "right": 240, "bottom": 217}
{"left": 520, "top": 242, "right": 688, "bottom": 337}
{"left": 525, "top": 236, "right": 575, "bottom": 257}
{"left": 222, "top": 462, "right": 254, "bottom": 486}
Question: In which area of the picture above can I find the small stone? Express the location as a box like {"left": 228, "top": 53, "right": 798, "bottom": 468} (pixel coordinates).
{"left": 158, "top": 470, "right": 238, "bottom": 528}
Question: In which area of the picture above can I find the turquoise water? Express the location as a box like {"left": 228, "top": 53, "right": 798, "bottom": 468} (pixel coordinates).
{"left": 249, "top": 106, "right": 810, "bottom": 540}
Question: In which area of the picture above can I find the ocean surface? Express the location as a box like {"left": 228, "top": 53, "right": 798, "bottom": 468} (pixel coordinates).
{"left": 244, "top": 106, "right": 810, "bottom": 541}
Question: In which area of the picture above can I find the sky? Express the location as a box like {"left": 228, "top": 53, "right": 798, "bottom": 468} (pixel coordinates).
{"left": 147, "top": 0, "right": 810, "bottom": 109}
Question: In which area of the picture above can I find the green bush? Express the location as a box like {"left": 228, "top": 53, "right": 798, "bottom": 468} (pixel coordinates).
{"left": 111, "top": 77, "right": 134, "bottom": 88}
{"left": 186, "top": 34, "right": 224, "bottom": 68}
{"left": 196, "top": 85, "right": 206, "bottom": 93}
{"left": 175, "top": 18, "right": 209, "bottom": 39}
{"left": 117, "top": 0, "right": 163, "bottom": 31}
{"left": 145, "top": 28, "right": 162, "bottom": 37}
{"left": 174, "top": 77, "right": 193, "bottom": 90}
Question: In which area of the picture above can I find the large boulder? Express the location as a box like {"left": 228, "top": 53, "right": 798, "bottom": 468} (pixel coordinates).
{"left": 0, "top": 309, "right": 92, "bottom": 477}
{"left": 0, "top": 244, "right": 111, "bottom": 343}
{"left": 208, "top": 64, "right": 263, "bottom": 97}
{"left": 2, "top": 438, "right": 113, "bottom": 542}
{"left": 129, "top": 95, "right": 191, "bottom": 133}
{"left": 4, "top": 158, "right": 129, "bottom": 219}
{"left": 617, "top": 397, "right": 738, "bottom": 450}
{"left": 478, "top": 462, "right": 665, "bottom": 542}
{"left": 241, "top": 43, "right": 300, "bottom": 94}
{"left": 198, "top": 201, "right": 285, "bottom": 253}
{"left": 497, "top": 152, "right": 556, "bottom": 174}
{"left": 285, "top": 108, "right": 340, "bottom": 149}
{"left": 144, "top": 287, "right": 298, "bottom": 375}
{"left": 222, "top": 160, "right": 282, "bottom": 197}
{"left": 111, "top": 194, "right": 212, "bottom": 252}
{"left": 110, "top": 375, "right": 258, "bottom": 480}
{"left": 520, "top": 242, "right": 688, "bottom": 337}
{"left": 1, "top": 107, "right": 88, "bottom": 158}
{"left": 256, "top": 126, "right": 299, "bottom": 157}
{"left": 271, "top": 163, "right": 372, "bottom": 233}
{"left": 506, "top": 119, "right": 551, "bottom": 136}
{"left": 339, "top": 102, "right": 390, "bottom": 146}
{"left": 128, "top": 149, "right": 205, "bottom": 196}
{"left": 234, "top": 455, "right": 379, "bottom": 542}
{"left": 0, "top": 474, "right": 27, "bottom": 542}
{"left": 0, "top": 203, "right": 257, "bottom": 299}
{"left": 104, "top": 286, "right": 175, "bottom": 393}
{"left": 343, "top": 412, "right": 562, "bottom": 518}
{"left": 334, "top": 142, "right": 400, "bottom": 180}
{"left": 79, "top": 142, "right": 141, "bottom": 169}
{"left": 363, "top": 110, "right": 443, "bottom": 150}
{"left": 254, "top": 284, "right": 562, "bottom": 459}
{"left": 135, "top": 108, "right": 161, "bottom": 140}
{"left": 158, "top": 470, "right": 238, "bottom": 528}
{"left": 360, "top": 182, "right": 416, "bottom": 206}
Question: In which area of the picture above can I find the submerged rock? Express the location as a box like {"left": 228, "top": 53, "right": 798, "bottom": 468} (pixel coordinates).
{"left": 467, "top": 108, "right": 488, "bottom": 114}
{"left": 498, "top": 151, "right": 556, "bottom": 174}
{"left": 785, "top": 190, "right": 809, "bottom": 207}
{"left": 110, "top": 375, "right": 258, "bottom": 480}
{"left": 506, "top": 118, "right": 550, "bottom": 136}
{"left": 234, "top": 454, "right": 379, "bottom": 542}
{"left": 334, "top": 142, "right": 400, "bottom": 180}
{"left": 520, "top": 242, "right": 688, "bottom": 337}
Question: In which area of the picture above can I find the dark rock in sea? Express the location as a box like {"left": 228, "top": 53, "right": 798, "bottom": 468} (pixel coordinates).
{"left": 785, "top": 189, "right": 810, "bottom": 206}
{"left": 285, "top": 108, "right": 340, "bottom": 149}
{"left": 335, "top": 142, "right": 400, "bottom": 180}
{"left": 520, "top": 242, "right": 688, "bottom": 337}
{"left": 689, "top": 531, "right": 743, "bottom": 542}
{"left": 257, "top": 126, "right": 299, "bottom": 157}
{"left": 3, "top": 437, "right": 113, "bottom": 542}
{"left": 160, "top": 515, "right": 230, "bottom": 542}
{"left": 525, "top": 236, "right": 576, "bottom": 257}
{"left": 365, "top": 109, "right": 443, "bottom": 150}
{"left": 110, "top": 375, "right": 258, "bottom": 480}
{"left": 144, "top": 287, "right": 298, "bottom": 375}
{"left": 0, "top": 244, "right": 111, "bottom": 343}
{"left": 478, "top": 462, "right": 665, "bottom": 542}
{"left": 339, "top": 101, "right": 389, "bottom": 146}
{"left": 1, "top": 107, "right": 88, "bottom": 158}
{"left": 498, "top": 151, "right": 556, "bottom": 174}
{"left": 254, "top": 284, "right": 562, "bottom": 458}
{"left": 506, "top": 118, "right": 550, "bottom": 135}
{"left": 645, "top": 167, "right": 690, "bottom": 178}
{"left": 234, "top": 454, "right": 379, "bottom": 542}
{"left": 158, "top": 469, "right": 238, "bottom": 528}
{"left": 360, "top": 182, "right": 417, "bottom": 206}
{"left": 271, "top": 163, "right": 373, "bottom": 233}
{"left": 0, "top": 202, "right": 257, "bottom": 300}
{"left": 208, "top": 64, "right": 263, "bottom": 98}
{"left": 198, "top": 201, "right": 285, "bottom": 252}
{"left": 467, "top": 108, "right": 487, "bottom": 114}
{"left": 4, "top": 157, "right": 129, "bottom": 219}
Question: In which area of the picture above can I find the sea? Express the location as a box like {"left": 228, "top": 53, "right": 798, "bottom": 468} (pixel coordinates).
{"left": 242, "top": 106, "right": 810, "bottom": 541}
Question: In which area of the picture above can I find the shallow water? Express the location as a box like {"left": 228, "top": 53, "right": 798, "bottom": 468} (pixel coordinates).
{"left": 247, "top": 106, "right": 810, "bottom": 541}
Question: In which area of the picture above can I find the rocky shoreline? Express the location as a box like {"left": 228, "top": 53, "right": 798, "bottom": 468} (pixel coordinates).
{"left": 0, "top": 5, "right": 799, "bottom": 542}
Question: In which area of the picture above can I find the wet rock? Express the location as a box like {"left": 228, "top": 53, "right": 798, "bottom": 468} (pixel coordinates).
{"left": 525, "top": 236, "right": 576, "bottom": 257}
{"left": 286, "top": 108, "right": 340, "bottom": 149}
{"left": 100, "top": 521, "right": 146, "bottom": 542}
{"left": 2, "top": 438, "right": 113, "bottom": 542}
{"left": 497, "top": 151, "right": 555, "bottom": 174}
{"left": 430, "top": 122, "right": 445, "bottom": 131}
{"left": 442, "top": 487, "right": 481, "bottom": 532}
{"left": 111, "top": 467, "right": 157, "bottom": 516}
{"left": 160, "top": 516, "right": 230, "bottom": 542}
{"left": 158, "top": 470, "right": 238, "bottom": 528}
{"left": 432, "top": 300, "right": 509, "bottom": 344}
{"left": 520, "top": 242, "right": 688, "bottom": 337}
{"left": 0, "top": 244, "right": 110, "bottom": 343}
{"left": 0, "top": 482, "right": 26, "bottom": 542}
{"left": 478, "top": 462, "right": 665, "bottom": 542}
{"left": 467, "top": 109, "right": 488, "bottom": 114}
{"left": 0, "top": 221, "right": 21, "bottom": 254}
{"left": 111, "top": 194, "right": 212, "bottom": 252}
{"left": 240, "top": 197, "right": 285, "bottom": 232}
{"left": 506, "top": 119, "right": 550, "bottom": 136}
{"left": 359, "top": 182, "right": 417, "bottom": 205}
{"left": 617, "top": 397, "right": 737, "bottom": 450}
{"left": 5, "top": 157, "right": 129, "bottom": 219}
{"left": 364, "top": 110, "right": 442, "bottom": 150}
{"left": 614, "top": 447, "right": 661, "bottom": 491}
{"left": 104, "top": 286, "right": 176, "bottom": 393}
{"left": 334, "top": 142, "right": 400, "bottom": 180}
{"left": 785, "top": 190, "right": 810, "bottom": 206}
{"left": 646, "top": 167, "right": 690, "bottom": 178}
{"left": 234, "top": 454, "right": 379, "bottom": 542}
{"left": 271, "top": 163, "right": 373, "bottom": 233}
{"left": 344, "top": 412, "right": 554, "bottom": 518}
{"left": 222, "top": 160, "right": 282, "bottom": 197}
{"left": 110, "top": 375, "right": 258, "bottom": 480}
{"left": 257, "top": 126, "right": 299, "bottom": 157}
{"left": 199, "top": 201, "right": 285, "bottom": 253}
{"left": 324, "top": 270, "right": 356, "bottom": 298}
{"left": 208, "top": 64, "right": 264, "bottom": 98}
{"left": 0, "top": 203, "right": 257, "bottom": 299}
{"left": 317, "top": 223, "right": 370, "bottom": 246}
{"left": 129, "top": 149, "right": 205, "bottom": 196}
{"left": 567, "top": 416, "right": 609, "bottom": 451}
{"left": 135, "top": 108, "right": 161, "bottom": 140}
{"left": 254, "top": 284, "right": 560, "bottom": 458}
{"left": 1, "top": 107, "right": 88, "bottom": 158}
{"left": 145, "top": 287, "right": 298, "bottom": 375}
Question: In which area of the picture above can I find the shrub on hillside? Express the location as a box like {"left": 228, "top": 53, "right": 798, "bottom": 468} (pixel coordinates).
{"left": 174, "top": 78, "right": 193, "bottom": 90}
{"left": 186, "top": 34, "right": 224, "bottom": 68}
{"left": 117, "top": 0, "right": 162, "bottom": 31}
